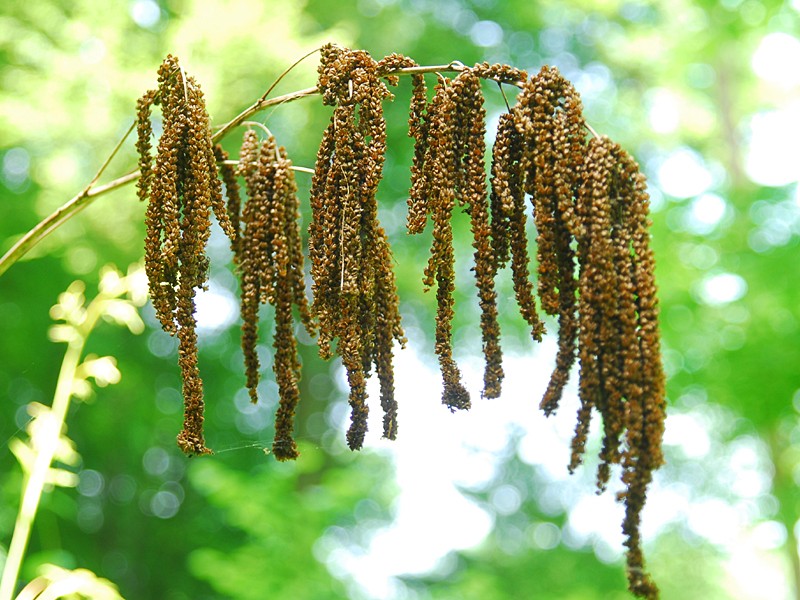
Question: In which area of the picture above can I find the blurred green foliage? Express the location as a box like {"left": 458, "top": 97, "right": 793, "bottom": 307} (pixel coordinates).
{"left": 1, "top": 0, "right": 799, "bottom": 599}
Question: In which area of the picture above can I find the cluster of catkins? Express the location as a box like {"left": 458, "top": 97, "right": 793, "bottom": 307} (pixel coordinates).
{"left": 135, "top": 47, "right": 666, "bottom": 599}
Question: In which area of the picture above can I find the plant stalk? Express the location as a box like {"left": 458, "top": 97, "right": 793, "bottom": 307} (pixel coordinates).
{"left": 0, "top": 299, "right": 104, "bottom": 600}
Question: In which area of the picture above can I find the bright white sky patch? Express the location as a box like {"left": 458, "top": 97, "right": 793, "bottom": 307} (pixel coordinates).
{"left": 566, "top": 493, "right": 624, "bottom": 551}
{"left": 752, "top": 32, "right": 800, "bottom": 88}
{"left": 647, "top": 88, "right": 680, "bottom": 134}
{"left": 130, "top": 0, "right": 161, "bottom": 28}
{"left": 751, "top": 521, "right": 787, "bottom": 551}
{"left": 686, "top": 193, "right": 727, "bottom": 234}
{"left": 745, "top": 106, "right": 800, "bottom": 187}
{"left": 657, "top": 148, "right": 714, "bottom": 198}
{"left": 726, "top": 536, "right": 793, "bottom": 600}
{"left": 194, "top": 283, "right": 238, "bottom": 332}
{"left": 324, "top": 342, "right": 579, "bottom": 597}
{"left": 697, "top": 272, "right": 748, "bottom": 306}
{"left": 316, "top": 323, "right": 784, "bottom": 597}
{"left": 663, "top": 413, "right": 711, "bottom": 458}
{"left": 688, "top": 498, "right": 741, "bottom": 546}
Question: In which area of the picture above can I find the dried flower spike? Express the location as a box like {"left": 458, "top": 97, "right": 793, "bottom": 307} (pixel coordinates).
{"left": 136, "top": 55, "right": 232, "bottom": 456}
{"left": 512, "top": 65, "right": 585, "bottom": 416}
{"left": 309, "top": 44, "right": 406, "bottom": 449}
{"left": 236, "top": 128, "right": 313, "bottom": 460}
{"left": 409, "top": 67, "right": 505, "bottom": 406}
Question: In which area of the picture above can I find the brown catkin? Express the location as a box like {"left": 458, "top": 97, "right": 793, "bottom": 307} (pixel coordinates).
{"left": 136, "top": 55, "right": 224, "bottom": 455}
{"left": 405, "top": 72, "right": 431, "bottom": 234}
{"left": 489, "top": 64, "right": 664, "bottom": 598}
{"left": 214, "top": 144, "right": 242, "bottom": 259}
{"left": 174, "top": 69, "right": 219, "bottom": 456}
{"left": 238, "top": 130, "right": 273, "bottom": 405}
{"left": 571, "top": 136, "right": 620, "bottom": 475}
{"left": 513, "top": 65, "right": 585, "bottom": 416}
{"left": 453, "top": 70, "right": 503, "bottom": 399}
{"left": 269, "top": 147, "right": 307, "bottom": 460}
{"left": 409, "top": 66, "right": 507, "bottom": 405}
{"left": 309, "top": 44, "right": 406, "bottom": 448}
{"left": 236, "top": 130, "right": 313, "bottom": 460}
{"left": 618, "top": 143, "right": 665, "bottom": 600}
{"left": 135, "top": 89, "right": 157, "bottom": 204}
{"left": 569, "top": 135, "right": 664, "bottom": 599}
{"left": 134, "top": 48, "right": 667, "bottom": 600}
{"left": 489, "top": 112, "right": 545, "bottom": 342}
{"left": 470, "top": 62, "right": 528, "bottom": 86}
{"left": 414, "top": 77, "right": 471, "bottom": 410}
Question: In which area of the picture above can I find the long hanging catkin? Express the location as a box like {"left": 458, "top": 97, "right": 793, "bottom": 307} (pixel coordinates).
{"left": 136, "top": 55, "right": 235, "bottom": 455}
{"left": 569, "top": 136, "right": 663, "bottom": 596}
{"left": 489, "top": 112, "right": 545, "bottom": 343}
{"left": 487, "top": 64, "right": 664, "bottom": 598}
{"left": 512, "top": 66, "right": 586, "bottom": 418}
{"left": 236, "top": 129, "right": 313, "bottom": 460}
{"left": 409, "top": 76, "right": 471, "bottom": 410}
{"left": 309, "top": 44, "right": 406, "bottom": 449}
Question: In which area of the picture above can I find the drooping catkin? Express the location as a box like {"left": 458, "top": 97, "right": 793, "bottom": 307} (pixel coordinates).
{"left": 214, "top": 144, "right": 242, "bottom": 259}
{"left": 236, "top": 129, "right": 313, "bottom": 461}
{"left": 135, "top": 89, "right": 157, "bottom": 205}
{"left": 452, "top": 70, "right": 503, "bottom": 400}
{"left": 237, "top": 130, "right": 274, "bottom": 406}
{"left": 410, "top": 77, "right": 470, "bottom": 410}
{"left": 617, "top": 142, "right": 665, "bottom": 600}
{"left": 512, "top": 65, "right": 585, "bottom": 417}
{"left": 309, "top": 44, "right": 406, "bottom": 449}
{"left": 409, "top": 67, "right": 506, "bottom": 405}
{"left": 137, "top": 55, "right": 228, "bottom": 456}
{"left": 567, "top": 135, "right": 665, "bottom": 598}
{"left": 489, "top": 112, "right": 545, "bottom": 342}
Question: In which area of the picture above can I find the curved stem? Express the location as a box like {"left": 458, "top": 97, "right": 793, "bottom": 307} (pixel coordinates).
{"left": 221, "top": 159, "right": 314, "bottom": 174}
{"left": 212, "top": 86, "right": 320, "bottom": 144}
{"left": 0, "top": 171, "right": 140, "bottom": 278}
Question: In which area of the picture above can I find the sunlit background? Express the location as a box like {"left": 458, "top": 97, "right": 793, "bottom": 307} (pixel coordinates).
{"left": 1, "top": 0, "right": 799, "bottom": 598}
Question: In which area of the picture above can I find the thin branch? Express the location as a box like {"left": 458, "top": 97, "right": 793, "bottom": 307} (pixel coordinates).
{"left": 497, "top": 81, "right": 511, "bottom": 112}
{"left": 584, "top": 121, "right": 601, "bottom": 140}
{"left": 220, "top": 159, "right": 313, "bottom": 174}
{"left": 257, "top": 46, "right": 321, "bottom": 104}
{"left": 0, "top": 171, "right": 140, "bottom": 277}
{"left": 0, "top": 122, "right": 137, "bottom": 278}
{"left": 213, "top": 45, "right": 322, "bottom": 142}
{"left": 242, "top": 120, "right": 275, "bottom": 138}
{"left": 88, "top": 120, "right": 136, "bottom": 189}
{"left": 212, "top": 86, "right": 320, "bottom": 144}
{"left": 0, "top": 87, "right": 319, "bottom": 278}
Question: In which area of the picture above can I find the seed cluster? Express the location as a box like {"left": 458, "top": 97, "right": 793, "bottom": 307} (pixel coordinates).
{"left": 233, "top": 129, "right": 315, "bottom": 460}
{"left": 404, "top": 60, "right": 663, "bottom": 598}
{"left": 408, "top": 67, "right": 514, "bottom": 407}
{"left": 136, "top": 55, "right": 236, "bottom": 456}
{"left": 511, "top": 67, "right": 586, "bottom": 417}
{"left": 214, "top": 143, "right": 243, "bottom": 259}
{"left": 136, "top": 48, "right": 666, "bottom": 599}
{"left": 309, "top": 44, "right": 406, "bottom": 449}
{"left": 572, "top": 137, "right": 666, "bottom": 597}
